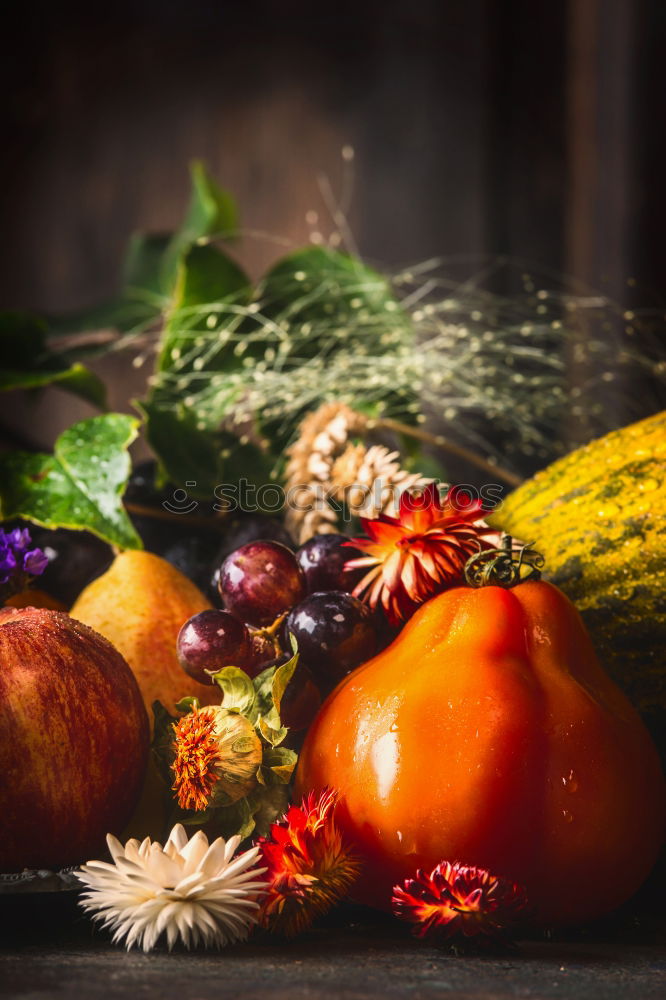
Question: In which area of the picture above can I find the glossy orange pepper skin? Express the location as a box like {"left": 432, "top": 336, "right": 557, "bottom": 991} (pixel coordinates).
{"left": 295, "top": 581, "right": 666, "bottom": 924}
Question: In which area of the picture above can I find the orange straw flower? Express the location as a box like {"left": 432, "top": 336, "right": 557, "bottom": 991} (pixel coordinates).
{"left": 345, "top": 484, "right": 498, "bottom": 623}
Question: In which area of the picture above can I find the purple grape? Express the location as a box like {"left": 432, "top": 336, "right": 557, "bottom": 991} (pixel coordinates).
{"left": 218, "top": 541, "right": 305, "bottom": 627}
{"left": 285, "top": 591, "right": 377, "bottom": 687}
{"left": 209, "top": 516, "right": 295, "bottom": 602}
{"left": 177, "top": 609, "right": 252, "bottom": 685}
{"left": 296, "top": 533, "right": 365, "bottom": 594}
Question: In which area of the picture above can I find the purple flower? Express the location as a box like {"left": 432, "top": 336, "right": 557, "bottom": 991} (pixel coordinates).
{"left": 0, "top": 540, "right": 17, "bottom": 584}
{"left": 0, "top": 527, "right": 48, "bottom": 587}
{"left": 23, "top": 548, "right": 49, "bottom": 576}
{"left": 6, "top": 527, "right": 31, "bottom": 554}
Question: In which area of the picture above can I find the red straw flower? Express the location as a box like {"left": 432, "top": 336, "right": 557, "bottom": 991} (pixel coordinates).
{"left": 257, "top": 788, "right": 360, "bottom": 937}
{"left": 345, "top": 484, "right": 498, "bottom": 623}
{"left": 393, "top": 861, "right": 527, "bottom": 944}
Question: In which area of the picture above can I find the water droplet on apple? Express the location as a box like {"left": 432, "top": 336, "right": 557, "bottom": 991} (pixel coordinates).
{"left": 561, "top": 768, "right": 578, "bottom": 793}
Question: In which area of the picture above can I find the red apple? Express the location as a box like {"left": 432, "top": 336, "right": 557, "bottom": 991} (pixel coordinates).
{"left": 0, "top": 606, "right": 149, "bottom": 871}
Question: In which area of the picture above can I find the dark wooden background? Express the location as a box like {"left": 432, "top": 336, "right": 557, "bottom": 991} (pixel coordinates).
{"left": 1, "top": 0, "right": 665, "bottom": 447}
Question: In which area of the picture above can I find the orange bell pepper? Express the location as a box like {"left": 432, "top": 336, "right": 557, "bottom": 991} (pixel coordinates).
{"left": 295, "top": 577, "right": 666, "bottom": 924}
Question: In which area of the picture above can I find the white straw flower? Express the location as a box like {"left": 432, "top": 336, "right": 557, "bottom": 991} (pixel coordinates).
{"left": 77, "top": 824, "right": 268, "bottom": 952}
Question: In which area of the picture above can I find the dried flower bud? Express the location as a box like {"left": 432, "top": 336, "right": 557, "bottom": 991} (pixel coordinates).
{"left": 172, "top": 706, "right": 263, "bottom": 812}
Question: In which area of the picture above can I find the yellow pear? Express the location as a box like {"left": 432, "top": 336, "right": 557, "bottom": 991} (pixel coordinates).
{"left": 71, "top": 550, "right": 220, "bottom": 722}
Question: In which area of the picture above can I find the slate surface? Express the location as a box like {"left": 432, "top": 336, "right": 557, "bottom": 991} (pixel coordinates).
{"left": 1, "top": 894, "right": 665, "bottom": 1000}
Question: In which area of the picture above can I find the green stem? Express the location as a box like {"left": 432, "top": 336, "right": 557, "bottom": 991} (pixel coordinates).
{"left": 464, "top": 535, "right": 545, "bottom": 588}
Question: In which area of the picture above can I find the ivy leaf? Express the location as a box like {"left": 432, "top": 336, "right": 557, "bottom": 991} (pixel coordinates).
{"left": 0, "top": 414, "right": 142, "bottom": 550}
{"left": 161, "top": 162, "right": 240, "bottom": 291}
{"left": 0, "top": 312, "right": 107, "bottom": 407}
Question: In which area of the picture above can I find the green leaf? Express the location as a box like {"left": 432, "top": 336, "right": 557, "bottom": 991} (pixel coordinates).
{"left": 261, "top": 745, "right": 298, "bottom": 785}
{"left": 263, "top": 746, "right": 298, "bottom": 769}
{"left": 123, "top": 233, "right": 172, "bottom": 298}
{"left": 45, "top": 164, "right": 239, "bottom": 342}
{"left": 211, "top": 667, "right": 256, "bottom": 716}
{"left": 0, "top": 414, "right": 143, "bottom": 549}
{"left": 137, "top": 399, "right": 227, "bottom": 496}
{"left": 215, "top": 434, "right": 276, "bottom": 494}
{"left": 161, "top": 162, "right": 239, "bottom": 290}
{"left": 45, "top": 236, "right": 170, "bottom": 340}
{"left": 267, "top": 764, "right": 296, "bottom": 784}
{"left": 141, "top": 242, "right": 252, "bottom": 489}
{"left": 248, "top": 246, "right": 410, "bottom": 445}
{"left": 231, "top": 736, "right": 260, "bottom": 754}
{"left": 272, "top": 642, "right": 299, "bottom": 718}
{"left": 252, "top": 664, "right": 278, "bottom": 717}
{"left": 45, "top": 298, "right": 161, "bottom": 339}
{"left": 256, "top": 246, "right": 401, "bottom": 341}
{"left": 251, "top": 642, "right": 298, "bottom": 748}
{"left": 258, "top": 714, "right": 289, "bottom": 747}
{"left": 0, "top": 362, "right": 107, "bottom": 408}
{"left": 254, "top": 641, "right": 298, "bottom": 748}
{"left": 249, "top": 784, "right": 291, "bottom": 837}
{"left": 157, "top": 243, "right": 250, "bottom": 374}
{"left": 0, "top": 312, "right": 107, "bottom": 407}
{"left": 179, "top": 794, "right": 255, "bottom": 839}
{"left": 151, "top": 700, "right": 178, "bottom": 787}
{"left": 224, "top": 797, "right": 256, "bottom": 840}
{"left": 174, "top": 696, "right": 200, "bottom": 714}
{"left": 171, "top": 243, "right": 249, "bottom": 313}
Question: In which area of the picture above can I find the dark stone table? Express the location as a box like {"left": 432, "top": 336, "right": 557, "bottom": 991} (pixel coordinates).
{"left": 1, "top": 893, "right": 665, "bottom": 1000}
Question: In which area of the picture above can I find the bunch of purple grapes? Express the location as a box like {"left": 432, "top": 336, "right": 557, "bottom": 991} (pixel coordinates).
{"left": 176, "top": 534, "right": 382, "bottom": 732}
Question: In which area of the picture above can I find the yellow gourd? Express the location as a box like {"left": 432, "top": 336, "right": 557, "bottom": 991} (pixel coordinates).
{"left": 491, "top": 411, "right": 666, "bottom": 740}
